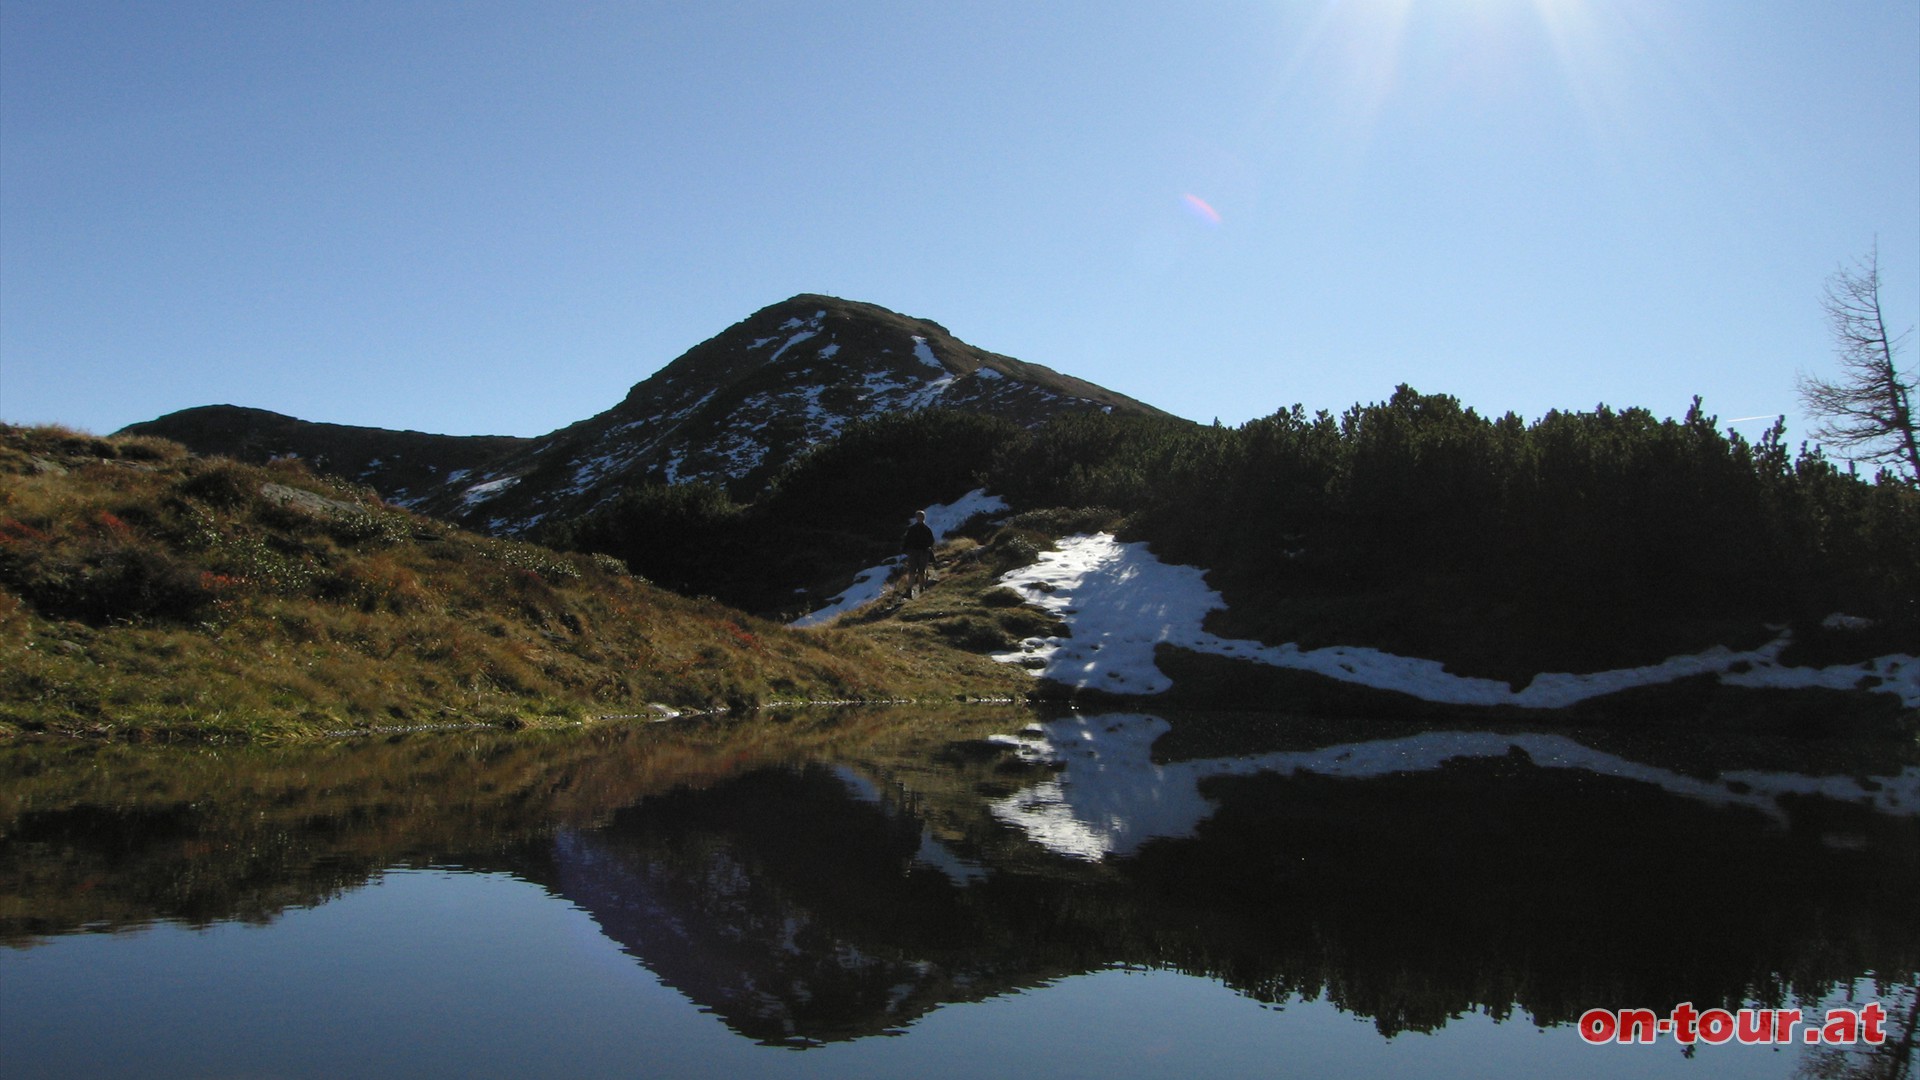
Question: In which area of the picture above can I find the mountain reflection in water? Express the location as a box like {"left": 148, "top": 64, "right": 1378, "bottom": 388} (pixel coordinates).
{"left": 3, "top": 706, "right": 1917, "bottom": 1067}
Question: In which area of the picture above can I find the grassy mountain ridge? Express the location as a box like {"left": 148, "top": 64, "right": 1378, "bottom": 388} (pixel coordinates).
{"left": 0, "top": 424, "right": 1029, "bottom": 740}
{"left": 9, "top": 382, "right": 1916, "bottom": 741}
{"left": 119, "top": 294, "right": 1176, "bottom": 539}
{"left": 80, "top": 288, "right": 1920, "bottom": 723}
{"left": 120, "top": 404, "right": 536, "bottom": 510}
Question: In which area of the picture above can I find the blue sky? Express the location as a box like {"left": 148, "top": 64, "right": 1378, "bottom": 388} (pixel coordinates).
{"left": 3, "top": 1, "right": 1915, "bottom": 447}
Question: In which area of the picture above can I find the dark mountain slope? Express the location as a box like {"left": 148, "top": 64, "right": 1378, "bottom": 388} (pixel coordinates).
{"left": 408, "top": 294, "right": 1173, "bottom": 533}
{"left": 119, "top": 405, "right": 534, "bottom": 511}
{"left": 120, "top": 295, "right": 1172, "bottom": 537}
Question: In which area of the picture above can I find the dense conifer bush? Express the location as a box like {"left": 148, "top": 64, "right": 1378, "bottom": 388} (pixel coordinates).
{"left": 757, "top": 409, "right": 1019, "bottom": 533}
{"left": 544, "top": 395, "right": 1916, "bottom": 671}
{"left": 975, "top": 388, "right": 1916, "bottom": 670}
{"left": 542, "top": 481, "right": 747, "bottom": 597}
{"left": 544, "top": 411, "right": 1020, "bottom": 609}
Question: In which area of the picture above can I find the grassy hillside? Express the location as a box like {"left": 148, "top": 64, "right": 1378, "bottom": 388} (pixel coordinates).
{"left": 0, "top": 425, "right": 1029, "bottom": 741}
{"left": 29, "top": 382, "right": 1911, "bottom": 742}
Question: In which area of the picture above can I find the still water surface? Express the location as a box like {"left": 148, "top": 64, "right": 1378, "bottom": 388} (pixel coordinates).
{"left": 3, "top": 706, "right": 1915, "bottom": 1078}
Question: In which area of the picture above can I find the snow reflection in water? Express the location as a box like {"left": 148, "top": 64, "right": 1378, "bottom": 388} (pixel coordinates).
{"left": 989, "top": 714, "right": 1920, "bottom": 861}
{"left": 1, "top": 710, "right": 1915, "bottom": 1078}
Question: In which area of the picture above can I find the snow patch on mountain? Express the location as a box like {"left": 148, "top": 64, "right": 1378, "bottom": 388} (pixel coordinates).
{"left": 993, "top": 533, "right": 1920, "bottom": 709}
{"left": 767, "top": 331, "right": 818, "bottom": 366}
{"left": 790, "top": 489, "right": 1010, "bottom": 627}
{"left": 705, "top": 425, "right": 777, "bottom": 479}
{"left": 763, "top": 310, "right": 830, "bottom": 366}
{"left": 899, "top": 375, "right": 955, "bottom": 411}
{"left": 460, "top": 475, "right": 519, "bottom": 506}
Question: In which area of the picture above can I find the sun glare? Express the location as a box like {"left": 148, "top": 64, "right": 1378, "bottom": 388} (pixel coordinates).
{"left": 1257, "top": 0, "right": 1641, "bottom": 153}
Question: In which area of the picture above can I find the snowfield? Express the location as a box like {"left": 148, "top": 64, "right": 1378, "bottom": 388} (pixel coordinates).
{"left": 991, "top": 533, "right": 1920, "bottom": 710}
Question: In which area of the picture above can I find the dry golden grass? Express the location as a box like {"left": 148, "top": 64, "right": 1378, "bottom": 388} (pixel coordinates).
{"left": 0, "top": 424, "right": 1030, "bottom": 741}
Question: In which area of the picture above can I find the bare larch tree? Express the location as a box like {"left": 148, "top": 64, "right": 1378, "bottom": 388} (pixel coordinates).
{"left": 1797, "top": 244, "right": 1919, "bottom": 483}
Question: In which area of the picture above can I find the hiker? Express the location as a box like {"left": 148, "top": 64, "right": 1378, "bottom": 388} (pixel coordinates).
{"left": 901, "top": 509, "right": 935, "bottom": 597}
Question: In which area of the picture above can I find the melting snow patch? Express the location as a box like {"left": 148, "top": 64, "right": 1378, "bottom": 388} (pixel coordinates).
{"left": 859, "top": 369, "right": 915, "bottom": 405}
{"left": 910, "top": 335, "right": 943, "bottom": 372}
{"left": 924, "top": 488, "right": 1008, "bottom": 534}
{"left": 704, "top": 429, "right": 772, "bottom": 478}
{"left": 992, "top": 533, "right": 1920, "bottom": 709}
{"left": 790, "top": 561, "right": 901, "bottom": 628}
{"left": 767, "top": 330, "right": 818, "bottom": 365}
{"left": 790, "top": 489, "right": 1009, "bottom": 627}
{"left": 665, "top": 390, "right": 717, "bottom": 421}
{"left": 900, "top": 375, "right": 955, "bottom": 411}
{"left": 461, "top": 476, "right": 520, "bottom": 506}
{"left": 563, "top": 446, "right": 645, "bottom": 496}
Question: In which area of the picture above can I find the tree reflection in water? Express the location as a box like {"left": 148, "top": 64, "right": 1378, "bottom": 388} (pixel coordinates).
{"left": 3, "top": 706, "right": 1917, "bottom": 1054}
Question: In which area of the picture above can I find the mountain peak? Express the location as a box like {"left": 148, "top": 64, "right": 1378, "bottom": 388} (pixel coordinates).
{"left": 403, "top": 293, "right": 1168, "bottom": 533}
{"left": 125, "top": 296, "right": 1172, "bottom": 536}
